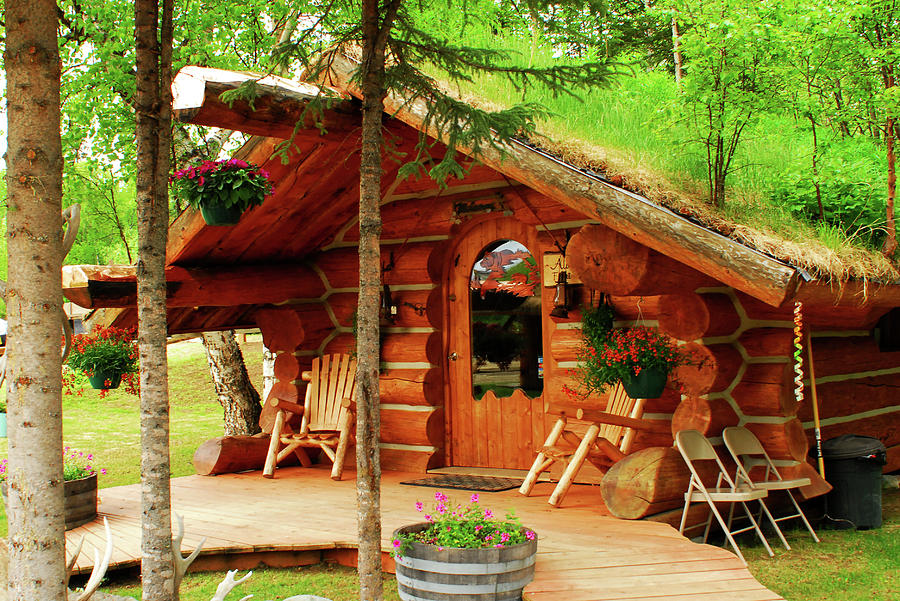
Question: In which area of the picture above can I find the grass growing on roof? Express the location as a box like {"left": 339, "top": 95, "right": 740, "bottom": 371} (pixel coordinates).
{"left": 415, "top": 18, "right": 895, "bottom": 281}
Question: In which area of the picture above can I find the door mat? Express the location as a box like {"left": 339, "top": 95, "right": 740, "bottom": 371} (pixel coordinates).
{"left": 400, "top": 475, "right": 523, "bottom": 492}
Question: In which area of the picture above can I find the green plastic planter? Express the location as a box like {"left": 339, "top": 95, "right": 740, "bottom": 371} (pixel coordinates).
{"left": 621, "top": 366, "right": 668, "bottom": 399}
{"left": 200, "top": 203, "right": 243, "bottom": 226}
{"left": 88, "top": 370, "right": 122, "bottom": 390}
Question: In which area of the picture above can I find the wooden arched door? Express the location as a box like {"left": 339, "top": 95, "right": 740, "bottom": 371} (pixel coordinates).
{"left": 444, "top": 218, "right": 546, "bottom": 469}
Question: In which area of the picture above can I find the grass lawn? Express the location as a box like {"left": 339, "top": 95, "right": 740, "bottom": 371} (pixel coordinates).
{"left": 744, "top": 488, "right": 900, "bottom": 601}
{"left": 2, "top": 338, "right": 898, "bottom": 600}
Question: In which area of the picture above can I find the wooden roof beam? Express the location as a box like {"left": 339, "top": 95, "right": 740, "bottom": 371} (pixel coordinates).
{"left": 63, "top": 263, "right": 326, "bottom": 309}
{"left": 320, "top": 52, "right": 802, "bottom": 307}
{"left": 172, "top": 66, "right": 359, "bottom": 139}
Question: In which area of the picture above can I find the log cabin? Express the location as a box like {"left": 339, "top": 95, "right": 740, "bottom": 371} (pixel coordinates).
{"left": 62, "top": 55, "right": 900, "bottom": 520}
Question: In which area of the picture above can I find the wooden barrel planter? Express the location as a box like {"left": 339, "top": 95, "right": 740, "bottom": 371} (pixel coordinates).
{"left": 392, "top": 523, "right": 537, "bottom": 601}
{"left": 1, "top": 473, "right": 97, "bottom": 530}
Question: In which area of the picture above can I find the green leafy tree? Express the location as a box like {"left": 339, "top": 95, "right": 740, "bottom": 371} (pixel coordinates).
{"left": 845, "top": 0, "right": 900, "bottom": 257}
{"left": 661, "top": 0, "right": 782, "bottom": 208}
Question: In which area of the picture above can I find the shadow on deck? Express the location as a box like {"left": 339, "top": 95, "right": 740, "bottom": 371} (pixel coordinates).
{"left": 67, "top": 467, "right": 783, "bottom": 601}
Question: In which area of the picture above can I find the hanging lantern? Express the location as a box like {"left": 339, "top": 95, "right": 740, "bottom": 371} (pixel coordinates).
{"left": 549, "top": 270, "right": 570, "bottom": 318}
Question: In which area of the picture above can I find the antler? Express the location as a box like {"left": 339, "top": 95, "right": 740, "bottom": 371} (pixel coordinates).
{"left": 173, "top": 513, "right": 207, "bottom": 592}
{"left": 65, "top": 517, "right": 114, "bottom": 601}
{"left": 210, "top": 570, "right": 253, "bottom": 601}
{"left": 65, "top": 536, "right": 86, "bottom": 588}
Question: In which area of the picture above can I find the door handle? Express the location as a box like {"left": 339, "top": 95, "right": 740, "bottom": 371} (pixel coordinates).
{"left": 448, "top": 352, "right": 458, "bottom": 361}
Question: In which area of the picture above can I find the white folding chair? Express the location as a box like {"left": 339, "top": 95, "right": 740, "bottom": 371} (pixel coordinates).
{"left": 675, "top": 429, "right": 780, "bottom": 566}
{"left": 724, "top": 426, "right": 820, "bottom": 544}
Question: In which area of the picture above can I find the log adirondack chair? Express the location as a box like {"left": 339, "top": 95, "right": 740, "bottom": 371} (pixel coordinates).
{"left": 262, "top": 354, "right": 357, "bottom": 480}
{"left": 519, "top": 382, "right": 667, "bottom": 507}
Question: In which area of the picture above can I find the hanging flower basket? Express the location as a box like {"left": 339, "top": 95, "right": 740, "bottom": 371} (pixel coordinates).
{"left": 171, "top": 159, "right": 274, "bottom": 226}
{"left": 65, "top": 325, "right": 138, "bottom": 395}
{"left": 566, "top": 309, "right": 689, "bottom": 399}
{"left": 621, "top": 366, "right": 668, "bottom": 399}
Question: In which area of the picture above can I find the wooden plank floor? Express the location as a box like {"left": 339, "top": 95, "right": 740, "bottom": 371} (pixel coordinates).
{"left": 67, "top": 467, "right": 783, "bottom": 601}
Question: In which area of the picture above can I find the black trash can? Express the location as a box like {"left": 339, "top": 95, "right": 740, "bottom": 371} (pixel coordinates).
{"left": 820, "top": 434, "right": 887, "bottom": 529}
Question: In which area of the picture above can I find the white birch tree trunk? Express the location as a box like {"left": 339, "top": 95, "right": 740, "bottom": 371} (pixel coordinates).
{"left": 135, "top": 0, "right": 175, "bottom": 598}
{"left": 202, "top": 331, "right": 262, "bottom": 435}
{"left": 4, "top": 2, "right": 67, "bottom": 599}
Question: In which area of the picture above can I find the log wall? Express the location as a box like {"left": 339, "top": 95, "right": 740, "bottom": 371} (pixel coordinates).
{"left": 250, "top": 184, "right": 900, "bottom": 477}
{"left": 657, "top": 289, "right": 900, "bottom": 474}
{"left": 250, "top": 180, "right": 576, "bottom": 472}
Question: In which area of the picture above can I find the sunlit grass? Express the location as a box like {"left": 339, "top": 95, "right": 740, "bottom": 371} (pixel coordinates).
{"left": 103, "top": 563, "right": 401, "bottom": 601}
{"left": 425, "top": 25, "right": 888, "bottom": 262}
{"left": 0, "top": 338, "right": 266, "bottom": 533}
{"left": 744, "top": 489, "right": 900, "bottom": 601}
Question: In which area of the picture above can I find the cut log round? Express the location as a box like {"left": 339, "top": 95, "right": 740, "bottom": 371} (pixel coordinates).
{"left": 425, "top": 287, "right": 443, "bottom": 329}
{"left": 259, "top": 381, "right": 303, "bottom": 433}
{"left": 192, "top": 435, "right": 300, "bottom": 475}
{"left": 658, "top": 292, "right": 741, "bottom": 341}
{"left": 381, "top": 331, "right": 442, "bottom": 365}
{"left": 549, "top": 327, "right": 582, "bottom": 363}
{"left": 567, "top": 224, "right": 713, "bottom": 295}
{"left": 671, "top": 396, "right": 738, "bottom": 437}
{"left": 745, "top": 418, "right": 809, "bottom": 461}
{"left": 380, "top": 447, "right": 444, "bottom": 472}
{"left": 671, "top": 342, "right": 743, "bottom": 396}
{"left": 273, "top": 353, "right": 303, "bottom": 382}
{"left": 779, "top": 461, "right": 833, "bottom": 500}
{"left": 255, "top": 307, "right": 305, "bottom": 352}
{"left": 380, "top": 407, "right": 444, "bottom": 447}
{"left": 600, "top": 446, "right": 692, "bottom": 520}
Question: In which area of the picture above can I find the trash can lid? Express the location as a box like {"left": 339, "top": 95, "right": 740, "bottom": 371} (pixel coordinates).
{"left": 820, "top": 434, "right": 886, "bottom": 460}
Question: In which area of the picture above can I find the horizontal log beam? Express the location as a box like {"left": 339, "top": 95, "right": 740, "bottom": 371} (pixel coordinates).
{"left": 172, "top": 66, "right": 358, "bottom": 139}
{"left": 62, "top": 262, "right": 325, "bottom": 309}
{"left": 319, "top": 52, "right": 802, "bottom": 307}
{"left": 568, "top": 225, "right": 716, "bottom": 296}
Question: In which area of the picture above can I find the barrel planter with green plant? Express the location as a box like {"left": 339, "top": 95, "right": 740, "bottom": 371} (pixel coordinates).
{"left": 392, "top": 493, "right": 538, "bottom": 601}
{"left": 0, "top": 446, "right": 106, "bottom": 530}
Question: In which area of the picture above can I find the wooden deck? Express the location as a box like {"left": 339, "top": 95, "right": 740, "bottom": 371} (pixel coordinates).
{"left": 67, "top": 467, "right": 784, "bottom": 601}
